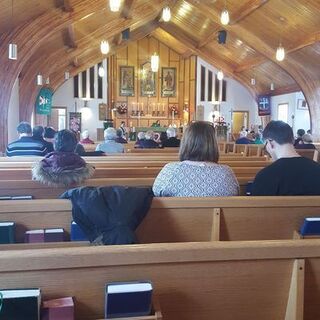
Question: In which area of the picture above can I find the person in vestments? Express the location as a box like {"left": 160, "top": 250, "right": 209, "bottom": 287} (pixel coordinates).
{"left": 252, "top": 121, "right": 320, "bottom": 195}
{"left": 153, "top": 121, "right": 239, "bottom": 197}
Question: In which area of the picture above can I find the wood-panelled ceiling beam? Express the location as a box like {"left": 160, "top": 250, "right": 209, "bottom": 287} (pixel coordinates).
{"left": 63, "top": 0, "right": 73, "bottom": 12}
{"left": 236, "top": 31, "right": 320, "bottom": 73}
{"left": 230, "top": 0, "right": 269, "bottom": 25}
{"left": 121, "top": 0, "right": 134, "bottom": 19}
{"left": 259, "top": 83, "right": 301, "bottom": 97}
{"left": 197, "top": 27, "right": 220, "bottom": 48}
{"left": 65, "top": 25, "right": 77, "bottom": 49}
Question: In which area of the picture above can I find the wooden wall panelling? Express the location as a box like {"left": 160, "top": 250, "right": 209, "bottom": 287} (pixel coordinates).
{"left": 127, "top": 40, "right": 138, "bottom": 122}
{"left": 179, "top": 58, "right": 185, "bottom": 121}
{"left": 189, "top": 55, "right": 197, "bottom": 118}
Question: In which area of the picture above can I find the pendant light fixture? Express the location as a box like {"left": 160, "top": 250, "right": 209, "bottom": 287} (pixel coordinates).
{"left": 109, "top": 0, "right": 121, "bottom": 12}
{"left": 220, "top": 1, "right": 229, "bottom": 26}
{"left": 276, "top": 43, "right": 285, "bottom": 61}
{"left": 250, "top": 78, "right": 256, "bottom": 86}
{"left": 217, "top": 70, "right": 224, "bottom": 81}
{"left": 8, "top": 0, "right": 17, "bottom": 60}
{"left": 45, "top": 77, "right": 50, "bottom": 85}
{"left": 98, "top": 66, "right": 105, "bottom": 77}
{"left": 100, "top": 40, "right": 110, "bottom": 55}
{"left": 64, "top": 71, "right": 70, "bottom": 80}
{"left": 270, "top": 82, "right": 275, "bottom": 91}
{"left": 162, "top": 7, "right": 171, "bottom": 22}
{"left": 151, "top": 53, "right": 159, "bottom": 72}
{"left": 36, "top": 73, "right": 43, "bottom": 86}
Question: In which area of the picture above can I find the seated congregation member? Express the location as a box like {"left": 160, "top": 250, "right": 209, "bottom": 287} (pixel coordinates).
{"left": 162, "top": 127, "right": 180, "bottom": 147}
{"left": 235, "top": 131, "right": 254, "bottom": 144}
{"left": 294, "top": 128, "right": 305, "bottom": 147}
{"left": 96, "top": 127, "right": 124, "bottom": 153}
{"left": 32, "top": 129, "right": 94, "bottom": 186}
{"left": 115, "top": 129, "right": 128, "bottom": 144}
{"left": 140, "top": 131, "right": 159, "bottom": 149}
{"left": 153, "top": 121, "right": 239, "bottom": 197}
{"left": 44, "top": 126, "right": 56, "bottom": 143}
{"left": 252, "top": 121, "right": 320, "bottom": 196}
{"left": 33, "top": 125, "right": 54, "bottom": 153}
{"left": 295, "top": 133, "right": 316, "bottom": 149}
{"left": 254, "top": 132, "right": 264, "bottom": 145}
{"left": 80, "top": 130, "right": 94, "bottom": 144}
{"left": 6, "top": 122, "right": 47, "bottom": 157}
{"left": 134, "top": 132, "right": 145, "bottom": 148}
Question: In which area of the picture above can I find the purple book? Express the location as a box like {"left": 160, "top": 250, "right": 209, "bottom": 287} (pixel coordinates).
{"left": 44, "top": 228, "right": 65, "bottom": 242}
{"left": 42, "top": 297, "right": 74, "bottom": 320}
{"left": 25, "top": 229, "right": 45, "bottom": 243}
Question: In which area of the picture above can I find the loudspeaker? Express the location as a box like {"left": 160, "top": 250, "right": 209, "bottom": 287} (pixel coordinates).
{"left": 122, "top": 28, "right": 130, "bottom": 41}
{"left": 218, "top": 30, "right": 227, "bottom": 44}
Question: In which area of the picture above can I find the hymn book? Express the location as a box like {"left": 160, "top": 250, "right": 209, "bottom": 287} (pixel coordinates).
{"left": 0, "top": 221, "right": 15, "bottom": 244}
{"left": 300, "top": 217, "right": 320, "bottom": 236}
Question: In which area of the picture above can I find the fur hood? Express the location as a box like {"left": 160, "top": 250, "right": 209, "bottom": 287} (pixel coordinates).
{"left": 32, "top": 151, "right": 95, "bottom": 187}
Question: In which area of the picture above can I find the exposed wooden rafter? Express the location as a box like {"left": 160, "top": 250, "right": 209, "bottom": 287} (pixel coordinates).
{"left": 64, "top": 24, "right": 77, "bottom": 50}
{"left": 230, "top": 0, "right": 269, "bottom": 25}
{"left": 236, "top": 31, "right": 320, "bottom": 73}
{"left": 260, "top": 83, "right": 301, "bottom": 97}
{"left": 113, "top": 33, "right": 123, "bottom": 46}
{"left": 121, "top": 0, "right": 134, "bottom": 19}
{"left": 197, "top": 27, "right": 220, "bottom": 48}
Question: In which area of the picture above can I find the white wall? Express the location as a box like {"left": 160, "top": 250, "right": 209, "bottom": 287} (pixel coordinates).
{"left": 8, "top": 78, "right": 20, "bottom": 143}
{"left": 196, "top": 57, "right": 259, "bottom": 130}
{"left": 52, "top": 60, "right": 107, "bottom": 141}
{"left": 271, "top": 91, "right": 310, "bottom": 134}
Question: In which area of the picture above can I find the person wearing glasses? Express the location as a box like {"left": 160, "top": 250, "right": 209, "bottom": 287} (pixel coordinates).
{"left": 252, "top": 121, "right": 320, "bottom": 195}
{"left": 152, "top": 121, "right": 239, "bottom": 197}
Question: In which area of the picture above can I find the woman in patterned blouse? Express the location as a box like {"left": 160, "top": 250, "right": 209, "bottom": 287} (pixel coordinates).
{"left": 153, "top": 121, "right": 239, "bottom": 197}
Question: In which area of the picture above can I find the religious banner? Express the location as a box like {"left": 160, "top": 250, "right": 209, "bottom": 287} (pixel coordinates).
{"left": 140, "top": 62, "right": 156, "bottom": 97}
{"left": 257, "top": 95, "right": 271, "bottom": 116}
{"left": 35, "top": 87, "right": 53, "bottom": 115}
{"left": 161, "top": 67, "right": 176, "bottom": 97}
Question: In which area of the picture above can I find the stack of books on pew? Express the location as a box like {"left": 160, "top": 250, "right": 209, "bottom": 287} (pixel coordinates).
{"left": 25, "top": 228, "right": 65, "bottom": 243}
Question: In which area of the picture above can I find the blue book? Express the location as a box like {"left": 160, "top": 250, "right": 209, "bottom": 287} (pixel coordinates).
{"left": 246, "top": 181, "right": 253, "bottom": 196}
{"left": 0, "top": 288, "right": 41, "bottom": 320}
{"left": 105, "top": 281, "right": 152, "bottom": 319}
{"left": 300, "top": 217, "right": 320, "bottom": 236}
{"left": 0, "top": 222, "right": 15, "bottom": 244}
{"left": 70, "top": 221, "right": 88, "bottom": 241}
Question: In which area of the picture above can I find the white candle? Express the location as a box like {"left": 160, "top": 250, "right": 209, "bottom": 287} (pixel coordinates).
{"left": 162, "top": 103, "right": 165, "bottom": 112}
{"left": 137, "top": 102, "right": 140, "bottom": 111}
{"left": 152, "top": 103, "right": 155, "bottom": 112}
{"left": 141, "top": 102, "right": 144, "bottom": 112}
{"left": 172, "top": 110, "right": 175, "bottom": 121}
{"left": 157, "top": 103, "right": 160, "bottom": 112}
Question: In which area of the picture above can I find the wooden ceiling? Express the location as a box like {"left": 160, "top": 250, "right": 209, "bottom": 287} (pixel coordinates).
{"left": 0, "top": 0, "right": 319, "bottom": 150}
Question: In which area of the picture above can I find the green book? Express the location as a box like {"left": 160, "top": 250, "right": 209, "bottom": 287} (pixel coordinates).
{"left": 0, "top": 222, "right": 15, "bottom": 244}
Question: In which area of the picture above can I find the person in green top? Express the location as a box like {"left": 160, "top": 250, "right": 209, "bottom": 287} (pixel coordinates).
{"left": 254, "top": 132, "right": 264, "bottom": 144}
{"left": 151, "top": 120, "right": 160, "bottom": 127}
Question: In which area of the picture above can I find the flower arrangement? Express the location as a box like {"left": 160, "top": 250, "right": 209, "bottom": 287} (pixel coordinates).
{"left": 116, "top": 102, "right": 128, "bottom": 114}
{"left": 169, "top": 104, "right": 179, "bottom": 115}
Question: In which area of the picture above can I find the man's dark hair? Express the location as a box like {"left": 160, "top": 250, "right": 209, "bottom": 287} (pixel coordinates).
{"left": 297, "top": 129, "right": 305, "bottom": 137}
{"left": 54, "top": 129, "right": 78, "bottom": 152}
{"left": 17, "top": 122, "right": 32, "bottom": 134}
{"left": 32, "top": 126, "right": 44, "bottom": 139}
{"left": 44, "top": 127, "right": 56, "bottom": 139}
{"left": 116, "top": 129, "right": 123, "bottom": 137}
{"left": 263, "top": 121, "right": 294, "bottom": 145}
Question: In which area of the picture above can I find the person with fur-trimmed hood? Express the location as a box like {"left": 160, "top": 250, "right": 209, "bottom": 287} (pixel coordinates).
{"left": 32, "top": 130, "right": 95, "bottom": 187}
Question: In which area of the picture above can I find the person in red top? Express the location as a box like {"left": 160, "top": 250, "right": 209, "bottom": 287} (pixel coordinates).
{"left": 80, "top": 130, "right": 94, "bottom": 144}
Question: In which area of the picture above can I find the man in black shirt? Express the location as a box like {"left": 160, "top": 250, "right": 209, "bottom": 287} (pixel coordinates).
{"left": 252, "top": 121, "right": 320, "bottom": 195}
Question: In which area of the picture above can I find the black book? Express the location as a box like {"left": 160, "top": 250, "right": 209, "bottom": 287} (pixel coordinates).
{"left": 0, "top": 288, "right": 41, "bottom": 320}
{"left": 0, "top": 222, "right": 15, "bottom": 244}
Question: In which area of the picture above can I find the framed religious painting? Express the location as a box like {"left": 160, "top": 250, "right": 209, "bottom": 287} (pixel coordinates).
{"left": 119, "top": 66, "right": 135, "bottom": 97}
{"left": 297, "top": 99, "right": 308, "bottom": 110}
{"left": 69, "top": 112, "right": 82, "bottom": 133}
{"left": 140, "top": 62, "right": 156, "bottom": 97}
{"left": 161, "top": 67, "right": 176, "bottom": 97}
{"left": 98, "top": 103, "right": 107, "bottom": 121}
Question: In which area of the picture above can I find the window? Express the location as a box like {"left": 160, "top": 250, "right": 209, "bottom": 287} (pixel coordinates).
{"left": 207, "top": 70, "right": 213, "bottom": 102}
{"left": 277, "top": 103, "right": 288, "bottom": 123}
{"left": 200, "top": 66, "right": 206, "bottom": 101}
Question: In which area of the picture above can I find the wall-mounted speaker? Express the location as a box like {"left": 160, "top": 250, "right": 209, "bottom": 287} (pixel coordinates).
{"left": 218, "top": 30, "right": 227, "bottom": 44}
{"left": 122, "top": 28, "right": 130, "bottom": 41}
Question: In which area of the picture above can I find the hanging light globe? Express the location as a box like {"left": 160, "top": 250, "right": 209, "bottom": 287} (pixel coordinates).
{"left": 109, "top": 0, "right": 121, "bottom": 12}
{"left": 100, "top": 40, "right": 110, "bottom": 55}
{"left": 36, "top": 74, "right": 43, "bottom": 86}
{"left": 151, "top": 53, "right": 159, "bottom": 72}
{"left": 8, "top": 43, "right": 17, "bottom": 60}
{"left": 98, "top": 66, "right": 105, "bottom": 77}
{"left": 217, "top": 70, "right": 224, "bottom": 80}
{"left": 251, "top": 78, "right": 256, "bottom": 86}
{"left": 276, "top": 45, "right": 285, "bottom": 61}
{"left": 162, "top": 7, "right": 171, "bottom": 22}
{"left": 220, "top": 9, "right": 230, "bottom": 25}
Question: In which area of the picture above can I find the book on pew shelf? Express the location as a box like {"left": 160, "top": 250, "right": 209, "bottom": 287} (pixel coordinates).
{"left": 300, "top": 217, "right": 320, "bottom": 236}
{"left": 0, "top": 288, "right": 41, "bottom": 320}
{"left": 41, "top": 297, "right": 74, "bottom": 320}
{"left": 70, "top": 221, "right": 88, "bottom": 241}
{"left": 11, "top": 195, "right": 33, "bottom": 200}
{"left": 0, "top": 221, "right": 15, "bottom": 244}
{"left": 0, "top": 196, "right": 12, "bottom": 200}
{"left": 44, "top": 228, "right": 65, "bottom": 242}
{"left": 25, "top": 229, "right": 45, "bottom": 243}
{"left": 105, "top": 281, "right": 153, "bottom": 319}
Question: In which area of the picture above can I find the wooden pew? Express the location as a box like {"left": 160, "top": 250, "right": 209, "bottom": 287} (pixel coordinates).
{"left": 0, "top": 240, "right": 318, "bottom": 319}
{"left": 0, "top": 166, "right": 264, "bottom": 180}
{"left": 1, "top": 196, "right": 320, "bottom": 243}
{"left": 0, "top": 177, "right": 253, "bottom": 198}
{"left": 296, "top": 149, "right": 319, "bottom": 162}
